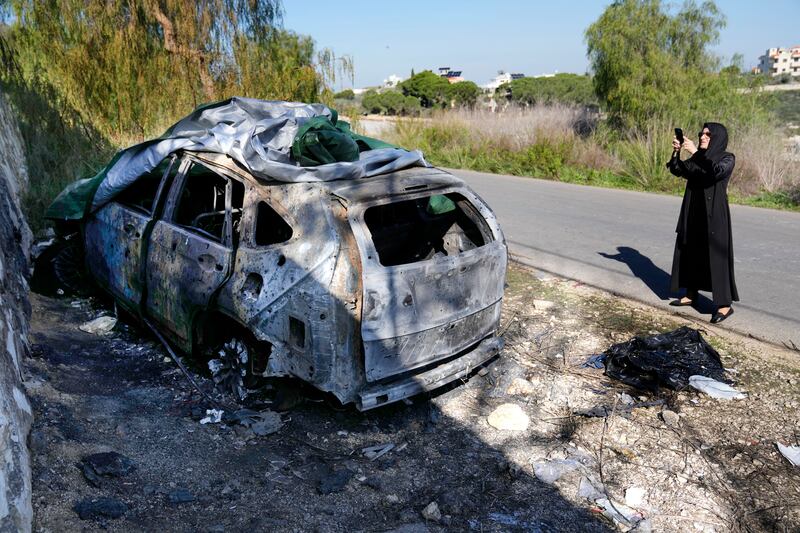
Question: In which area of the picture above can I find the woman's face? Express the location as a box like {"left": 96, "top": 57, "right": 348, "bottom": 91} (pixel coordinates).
{"left": 699, "top": 128, "right": 711, "bottom": 149}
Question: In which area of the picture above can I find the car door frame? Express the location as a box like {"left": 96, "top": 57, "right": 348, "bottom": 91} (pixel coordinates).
{"left": 143, "top": 154, "right": 242, "bottom": 348}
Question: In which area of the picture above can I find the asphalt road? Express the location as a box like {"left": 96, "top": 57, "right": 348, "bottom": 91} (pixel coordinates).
{"left": 452, "top": 168, "right": 800, "bottom": 348}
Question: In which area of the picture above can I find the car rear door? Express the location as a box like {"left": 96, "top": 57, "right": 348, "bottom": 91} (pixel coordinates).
{"left": 144, "top": 157, "right": 245, "bottom": 343}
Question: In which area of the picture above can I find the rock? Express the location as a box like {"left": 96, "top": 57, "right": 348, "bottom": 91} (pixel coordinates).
{"left": 661, "top": 409, "right": 680, "bottom": 427}
{"left": 167, "top": 488, "right": 196, "bottom": 504}
{"left": 506, "top": 378, "right": 537, "bottom": 396}
{"left": 386, "top": 494, "right": 401, "bottom": 504}
{"left": 79, "top": 316, "right": 118, "bottom": 335}
{"left": 317, "top": 468, "right": 354, "bottom": 495}
{"left": 73, "top": 497, "right": 128, "bottom": 520}
{"left": 619, "top": 392, "right": 635, "bottom": 405}
{"left": 625, "top": 486, "right": 646, "bottom": 507}
{"left": 78, "top": 451, "right": 136, "bottom": 487}
{"left": 421, "top": 501, "right": 441, "bottom": 522}
{"left": 487, "top": 403, "right": 529, "bottom": 431}
{"left": 0, "top": 99, "right": 34, "bottom": 533}
{"left": 364, "top": 475, "right": 386, "bottom": 492}
{"left": 533, "top": 299, "right": 555, "bottom": 311}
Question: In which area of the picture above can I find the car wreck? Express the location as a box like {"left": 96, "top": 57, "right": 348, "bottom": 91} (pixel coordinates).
{"left": 43, "top": 98, "right": 507, "bottom": 410}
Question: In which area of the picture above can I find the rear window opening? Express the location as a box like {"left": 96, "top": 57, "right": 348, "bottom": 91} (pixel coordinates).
{"left": 364, "top": 193, "right": 493, "bottom": 267}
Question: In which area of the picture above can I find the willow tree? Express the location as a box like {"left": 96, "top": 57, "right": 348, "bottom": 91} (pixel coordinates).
{"left": 4, "top": 0, "right": 350, "bottom": 138}
{"left": 584, "top": 0, "right": 727, "bottom": 128}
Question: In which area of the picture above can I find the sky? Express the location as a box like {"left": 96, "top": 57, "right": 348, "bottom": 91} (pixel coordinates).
{"left": 283, "top": 0, "right": 800, "bottom": 89}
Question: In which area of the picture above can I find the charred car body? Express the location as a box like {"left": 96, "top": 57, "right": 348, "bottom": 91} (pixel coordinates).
{"left": 46, "top": 99, "right": 507, "bottom": 409}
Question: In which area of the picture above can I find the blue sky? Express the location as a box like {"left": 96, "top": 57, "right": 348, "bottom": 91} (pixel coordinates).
{"left": 283, "top": 0, "right": 800, "bottom": 89}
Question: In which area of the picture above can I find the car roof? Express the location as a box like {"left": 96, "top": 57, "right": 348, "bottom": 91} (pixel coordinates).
{"left": 188, "top": 151, "right": 465, "bottom": 203}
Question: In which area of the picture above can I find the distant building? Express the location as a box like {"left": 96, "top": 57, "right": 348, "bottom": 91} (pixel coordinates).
{"left": 757, "top": 46, "right": 800, "bottom": 77}
{"left": 481, "top": 71, "right": 526, "bottom": 93}
{"left": 437, "top": 67, "right": 464, "bottom": 84}
{"left": 383, "top": 74, "right": 404, "bottom": 88}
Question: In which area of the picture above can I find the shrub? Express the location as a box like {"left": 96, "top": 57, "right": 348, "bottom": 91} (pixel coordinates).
{"left": 334, "top": 89, "right": 355, "bottom": 100}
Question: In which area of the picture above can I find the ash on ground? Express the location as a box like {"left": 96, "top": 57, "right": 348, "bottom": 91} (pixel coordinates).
{"left": 26, "top": 264, "right": 800, "bottom": 532}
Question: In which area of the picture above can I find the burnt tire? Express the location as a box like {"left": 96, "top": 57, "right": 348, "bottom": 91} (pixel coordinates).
{"left": 31, "top": 236, "right": 93, "bottom": 296}
{"left": 207, "top": 335, "right": 268, "bottom": 401}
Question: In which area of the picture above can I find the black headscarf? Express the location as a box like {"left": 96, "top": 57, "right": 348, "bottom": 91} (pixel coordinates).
{"left": 696, "top": 122, "right": 731, "bottom": 165}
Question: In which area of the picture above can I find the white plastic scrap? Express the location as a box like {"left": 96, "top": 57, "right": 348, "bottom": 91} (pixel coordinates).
{"left": 79, "top": 316, "right": 118, "bottom": 335}
{"left": 688, "top": 375, "right": 747, "bottom": 400}
{"left": 595, "top": 498, "right": 647, "bottom": 530}
{"left": 776, "top": 443, "right": 800, "bottom": 467}
{"left": 532, "top": 459, "right": 580, "bottom": 484}
{"left": 200, "top": 409, "right": 224, "bottom": 425}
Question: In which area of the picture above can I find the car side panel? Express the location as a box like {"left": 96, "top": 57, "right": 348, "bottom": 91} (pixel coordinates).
{"left": 84, "top": 202, "right": 150, "bottom": 311}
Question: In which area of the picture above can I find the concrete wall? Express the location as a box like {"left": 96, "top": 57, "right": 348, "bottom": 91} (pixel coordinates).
{"left": 0, "top": 91, "right": 33, "bottom": 533}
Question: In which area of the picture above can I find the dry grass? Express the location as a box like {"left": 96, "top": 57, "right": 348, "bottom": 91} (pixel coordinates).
{"left": 730, "top": 122, "right": 800, "bottom": 194}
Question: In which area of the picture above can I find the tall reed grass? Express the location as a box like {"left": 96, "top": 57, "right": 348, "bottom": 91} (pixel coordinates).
{"left": 388, "top": 104, "right": 799, "bottom": 208}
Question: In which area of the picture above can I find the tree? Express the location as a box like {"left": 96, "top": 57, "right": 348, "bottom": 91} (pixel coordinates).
{"left": 334, "top": 89, "right": 355, "bottom": 100}
{"left": 399, "top": 70, "right": 451, "bottom": 108}
{"left": 448, "top": 81, "right": 481, "bottom": 108}
{"left": 500, "top": 74, "right": 596, "bottom": 107}
{"left": 585, "top": 0, "right": 726, "bottom": 127}
{"left": 3, "top": 0, "right": 349, "bottom": 136}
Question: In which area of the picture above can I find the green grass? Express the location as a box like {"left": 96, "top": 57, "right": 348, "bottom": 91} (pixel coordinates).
{"left": 730, "top": 190, "right": 800, "bottom": 212}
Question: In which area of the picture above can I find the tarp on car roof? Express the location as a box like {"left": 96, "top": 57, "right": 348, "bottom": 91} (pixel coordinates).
{"left": 46, "top": 97, "right": 429, "bottom": 221}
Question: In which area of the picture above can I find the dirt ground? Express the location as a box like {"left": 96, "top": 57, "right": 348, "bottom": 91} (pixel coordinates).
{"left": 25, "top": 263, "right": 800, "bottom": 532}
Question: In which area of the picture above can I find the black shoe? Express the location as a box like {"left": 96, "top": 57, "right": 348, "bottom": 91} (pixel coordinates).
{"left": 711, "top": 308, "right": 734, "bottom": 324}
{"left": 669, "top": 299, "right": 693, "bottom": 307}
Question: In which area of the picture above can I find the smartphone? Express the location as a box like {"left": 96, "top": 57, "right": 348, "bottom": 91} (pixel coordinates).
{"left": 675, "top": 128, "right": 684, "bottom": 144}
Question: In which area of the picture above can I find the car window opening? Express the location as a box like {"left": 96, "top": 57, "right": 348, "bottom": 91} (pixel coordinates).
{"left": 364, "top": 193, "right": 492, "bottom": 267}
{"left": 174, "top": 162, "right": 243, "bottom": 243}
{"left": 116, "top": 157, "right": 172, "bottom": 214}
{"left": 255, "top": 201, "right": 293, "bottom": 246}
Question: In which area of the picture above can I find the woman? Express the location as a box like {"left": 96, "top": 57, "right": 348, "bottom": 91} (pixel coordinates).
{"left": 667, "top": 122, "right": 738, "bottom": 323}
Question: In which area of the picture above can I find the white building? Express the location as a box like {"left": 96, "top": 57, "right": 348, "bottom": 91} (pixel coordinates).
{"left": 481, "top": 71, "right": 525, "bottom": 92}
{"left": 382, "top": 74, "right": 404, "bottom": 88}
{"left": 758, "top": 46, "right": 800, "bottom": 77}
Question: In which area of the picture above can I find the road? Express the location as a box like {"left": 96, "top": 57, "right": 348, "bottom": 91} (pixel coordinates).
{"left": 452, "top": 168, "right": 800, "bottom": 348}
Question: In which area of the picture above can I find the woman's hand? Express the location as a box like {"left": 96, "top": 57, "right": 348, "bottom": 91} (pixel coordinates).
{"left": 682, "top": 137, "right": 698, "bottom": 155}
{"left": 672, "top": 137, "right": 682, "bottom": 151}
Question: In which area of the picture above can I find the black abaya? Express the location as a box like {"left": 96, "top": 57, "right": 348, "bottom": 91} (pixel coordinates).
{"left": 667, "top": 122, "right": 739, "bottom": 307}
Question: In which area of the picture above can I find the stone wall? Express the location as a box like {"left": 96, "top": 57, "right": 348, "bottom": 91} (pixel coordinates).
{"left": 0, "top": 91, "right": 33, "bottom": 533}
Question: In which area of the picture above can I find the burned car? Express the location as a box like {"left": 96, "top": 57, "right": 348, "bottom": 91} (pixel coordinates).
{"left": 45, "top": 98, "right": 507, "bottom": 410}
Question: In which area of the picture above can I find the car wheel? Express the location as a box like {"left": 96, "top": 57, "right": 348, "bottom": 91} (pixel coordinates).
{"left": 208, "top": 337, "right": 251, "bottom": 401}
